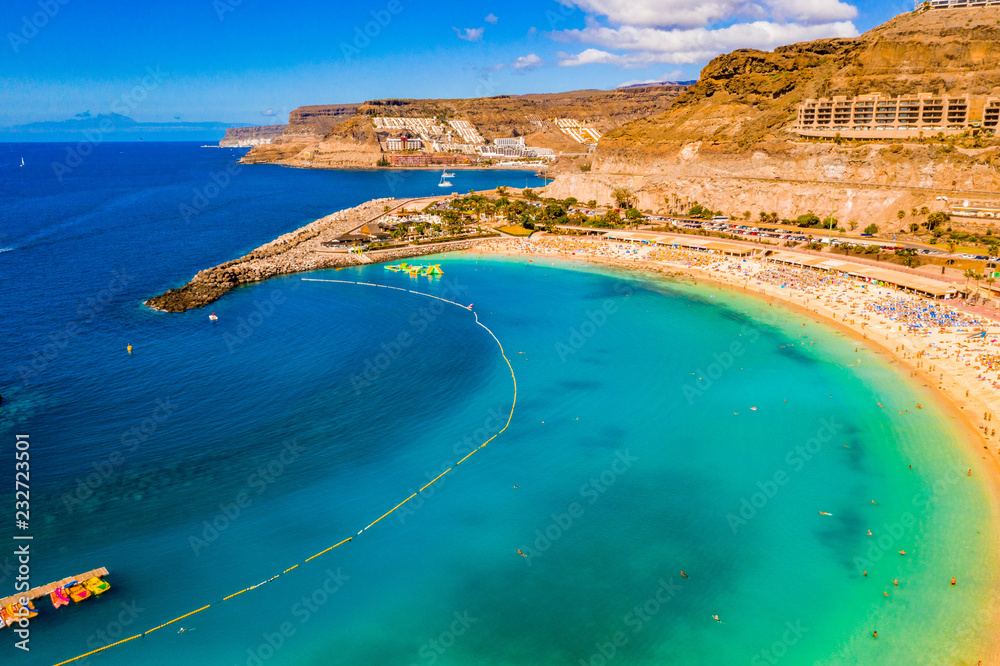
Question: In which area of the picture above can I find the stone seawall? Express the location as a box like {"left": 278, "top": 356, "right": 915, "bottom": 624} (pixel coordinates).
{"left": 144, "top": 198, "right": 493, "bottom": 312}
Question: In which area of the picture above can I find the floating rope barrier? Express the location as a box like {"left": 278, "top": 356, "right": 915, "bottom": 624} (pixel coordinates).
{"left": 52, "top": 278, "right": 517, "bottom": 665}
{"left": 51, "top": 634, "right": 143, "bottom": 666}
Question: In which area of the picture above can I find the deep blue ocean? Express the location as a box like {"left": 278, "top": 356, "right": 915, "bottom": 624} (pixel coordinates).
{"left": 0, "top": 142, "right": 996, "bottom": 665}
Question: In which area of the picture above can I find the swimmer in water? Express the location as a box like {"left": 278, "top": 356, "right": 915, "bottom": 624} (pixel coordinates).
{"left": 712, "top": 615, "right": 721, "bottom": 623}
{"left": 680, "top": 571, "right": 688, "bottom": 578}
{"left": 517, "top": 550, "right": 526, "bottom": 557}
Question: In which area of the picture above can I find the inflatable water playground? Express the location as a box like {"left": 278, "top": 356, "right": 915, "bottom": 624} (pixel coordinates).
{"left": 384, "top": 263, "right": 444, "bottom": 276}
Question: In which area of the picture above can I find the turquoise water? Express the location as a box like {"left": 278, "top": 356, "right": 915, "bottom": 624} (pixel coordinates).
{"left": 1, "top": 145, "right": 996, "bottom": 664}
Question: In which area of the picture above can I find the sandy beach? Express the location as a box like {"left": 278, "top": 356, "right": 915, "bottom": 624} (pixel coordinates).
{"left": 468, "top": 234, "right": 1000, "bottom": 659}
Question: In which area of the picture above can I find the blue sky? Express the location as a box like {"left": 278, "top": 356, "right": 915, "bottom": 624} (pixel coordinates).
{"left": 0, "top": 0, "right": 914, "bottom": 126}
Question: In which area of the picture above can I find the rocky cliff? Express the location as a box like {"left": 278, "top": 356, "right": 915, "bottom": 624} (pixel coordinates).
{"left": 240, "top": 86, "right": 688, "bottom": 169}
{"left": 549, "top": 7, "right": 1000, "bottom": 227}
{"left": 218, "top": 124, "right": 287, "bottom": 147}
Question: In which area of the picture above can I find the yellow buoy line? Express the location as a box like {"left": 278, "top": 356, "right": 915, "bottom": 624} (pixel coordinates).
{"left": 52, "top": 278, "right": 517, "bottom": 666}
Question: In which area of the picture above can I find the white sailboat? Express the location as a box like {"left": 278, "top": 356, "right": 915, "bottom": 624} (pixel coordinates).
{"left": 20, "top": 157, "right": 24, "bottom": 167}
{"left": 441, "top": 170, "right": 455, "bottom": 178}
{"left": 438, "top": 171, "right": 453, "bottom": 188}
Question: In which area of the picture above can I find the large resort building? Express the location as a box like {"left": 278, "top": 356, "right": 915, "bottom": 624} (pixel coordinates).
{"left": 793, "top": 94, "right": 1000, "bottom": 139}
{"left": 916, "top": 0, "right": 1000, "bottom": 7}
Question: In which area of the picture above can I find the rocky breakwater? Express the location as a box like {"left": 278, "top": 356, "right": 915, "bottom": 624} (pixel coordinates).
{"left": 144, "top": 198, "right": 395, "bottom": 312}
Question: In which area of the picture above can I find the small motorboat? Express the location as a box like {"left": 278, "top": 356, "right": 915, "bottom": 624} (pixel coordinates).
{"left": 0, "top": 606, "right": 11, "bottom": 627}
{"left": 65, "top": 582, "right": 92, "bottom": 603}
{"left": 51, "top": 588, "right": 70, "bottom": 609}
{"left": 83, "top": 577, "right": 111, "bottom": 596}
{"left": 209, "top": 312, "right": 218, "bottom": 321}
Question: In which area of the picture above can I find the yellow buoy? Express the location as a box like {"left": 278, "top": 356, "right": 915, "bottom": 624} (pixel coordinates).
{"left": 127, "top": 345, "right": 132, "bottom": 354}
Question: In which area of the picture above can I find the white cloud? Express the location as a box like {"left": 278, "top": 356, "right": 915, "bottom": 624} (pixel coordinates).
{"left": 555, "top": 0, "right": 856, "bottom": 29}
{"left": 453, "top": 27, "right": 485, "bottom": 42}
{"left": 485, "top": 13, "right": 499, "bottom": 24}
{"left": 556, "top": 20, "right": 859, "bottom": 67}
{"left": 512, "top": 53, "right": 544, "bottom": 71}
{"left": 261, "top": 108, "right": 276, "bottom": 116}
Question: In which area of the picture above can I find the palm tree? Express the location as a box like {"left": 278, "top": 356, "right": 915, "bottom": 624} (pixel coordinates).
{"left": 612, "top": 187, "right": 637, "bottom": 210}
{"left": 964, "top": 268, "right": 976, "bottom": 294}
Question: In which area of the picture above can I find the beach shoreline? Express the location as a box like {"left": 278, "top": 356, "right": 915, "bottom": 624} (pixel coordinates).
{"left": 466, "top": 238, "right": 1000, "bottom": 661}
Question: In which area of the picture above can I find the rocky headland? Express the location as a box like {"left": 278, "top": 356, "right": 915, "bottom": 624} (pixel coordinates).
{"left": 144, "top": 198, "right": 496, "bottom": 312}
{"left": 219, "top": 125, "right": 288, "bottom": 147}
{"left": 233, "top": 7, "right": 1000, "bottom": 229}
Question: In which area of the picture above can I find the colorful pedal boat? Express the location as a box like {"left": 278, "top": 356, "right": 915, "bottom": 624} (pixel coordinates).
{"left": 51, "top": 587, "right": 71, "bottom": 608}
{"left": 65, "top": 582, "right": 92, "bottom": 603}
{"left": 83, "top": 577, "right": 111, "bottom": 596}
{"left": 4, "top": 601, "right": 38, "bottom": 621}
{"left": 0, "top": 606, "right": 12, "bottom": 627}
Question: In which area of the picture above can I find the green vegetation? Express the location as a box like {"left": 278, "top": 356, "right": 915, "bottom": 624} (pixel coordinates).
{"left": 895, "top": 247, "right": 919, "bottom": 268}
{"left": 612, "top": 187, "right": 638, "bottom": 210}
{"left": 689, "top": 204, "right": 724, "bottom": 219}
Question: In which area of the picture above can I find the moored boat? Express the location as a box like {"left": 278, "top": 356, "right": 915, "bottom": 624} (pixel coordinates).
{"left": 50, "top": 588, "right": 70, "bottom": 609}
{"left": 4, "top": 601, "right": 37, "bottom": 621}
{"left": 83, "top": 577, "right": 111, "bottom": 595}
{"left": 65, "top": 582, "right": 91, "bottom": 603}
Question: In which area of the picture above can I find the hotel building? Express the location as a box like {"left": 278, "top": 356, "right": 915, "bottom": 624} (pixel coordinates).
{"left": 793, "top": 93, "right": 999, "bottom": 138}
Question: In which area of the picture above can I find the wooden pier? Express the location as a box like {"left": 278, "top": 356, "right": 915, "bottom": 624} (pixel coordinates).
{"left": 0, "top": 568, "right": 108, "bottom": 608}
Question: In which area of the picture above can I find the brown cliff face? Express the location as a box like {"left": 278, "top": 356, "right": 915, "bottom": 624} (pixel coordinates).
{"left": 600, "top": 7, "right": 1000, "bottom": 153}
{"left": 551, "top": 7, "right": 1000, "bottom": 226}
{"left": 218, "top": 125, "right": 287, "bottom": 147}
{"left": 240, "top": 86, "right": 689, "bottom": 169}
